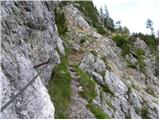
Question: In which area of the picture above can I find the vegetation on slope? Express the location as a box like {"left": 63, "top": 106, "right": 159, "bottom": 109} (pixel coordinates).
{"left": 48, "top": 54, "right": 71, "bottom": 118}
{"left": 87, "top": 103, "right": 110, "bottom": 119}
{"left": 49, "top": 5, "right": 71, "bottom": 117}
{"left": 54, "top": 3, "right": 68, "bottom": 36}
{"left": 131, "top": 33, "right": 159, "bottom": 52}
{"left": 50, "top": 1, "right": 158, "bottom": 119}
{"left": 71, "top": 65, "right": 96, "bottom": 102}
{"left": 71, "top": 65, "right": 110, "bottom": 119}
{"left": 73, "top": 1, "right": 109, "bottom": 35}
{"left": 112, "top": 34, "right": 147, "bottom": 72}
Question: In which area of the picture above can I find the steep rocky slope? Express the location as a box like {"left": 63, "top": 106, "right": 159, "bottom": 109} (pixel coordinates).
{"left": 54, "top": 2, "right": 158, "bottom": 119}
{"left": 0, "top": 1, "right": 159, "bottom": 119}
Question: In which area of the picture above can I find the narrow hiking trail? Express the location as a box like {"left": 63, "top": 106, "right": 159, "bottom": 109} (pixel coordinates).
{"left": 68, "top": 66, "right": 95, "bottom": 119}
{"left": 68, "top": 49, "right": 84, "bottom": 65}
{"left": 68, "top": 50, "right": 95, "bottom": 118}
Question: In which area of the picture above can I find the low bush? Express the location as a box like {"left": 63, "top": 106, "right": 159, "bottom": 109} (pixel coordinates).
{"left": 112, "top": 35, "right": 128, "bottom": 48}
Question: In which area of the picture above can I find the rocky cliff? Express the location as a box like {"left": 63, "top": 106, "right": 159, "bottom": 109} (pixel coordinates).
{"left": 0, "top": 1, "right": 65, "bottom": 118}
{"left": 0, "top": 1, "right": 159, "bottom": 119}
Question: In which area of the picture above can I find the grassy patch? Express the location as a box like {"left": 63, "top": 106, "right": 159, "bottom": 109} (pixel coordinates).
{"left": 112, "top": 35, "right": 128, "bottom": 48}
{"left": 127, "top": 63, "right": 137, "bottom": 69}
{"left": 71, "top": 65, "right": 96, "bottom": 102}
{"left": 71, "top": 65, "right": 110, "bottom": 118}
{"left": 87, "top": 103, "right": 110, "bottom": 119}
{"left": 112, "top": 35, "right": 131, "bottom": 57}
{"left": 135, "top": 48, "right": 146, "bottom": 72}
{"left": 135, "top": 48, "right": 145, "bottom": 57}
{"left": 112, "top": 34, "right": 147, "bottom": 73}
{"left": 48, "top": 55, "right": 71, "bottom": 118}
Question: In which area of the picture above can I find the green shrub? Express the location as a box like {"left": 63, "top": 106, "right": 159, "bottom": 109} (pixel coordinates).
{"left": 105, "top": 100, "right": 115, "bottom": 110}
{"left": 87, "top": 104, "right": 110, "bottom": 119}
{"left": 54, "top": 7, "right": 68, "bottom": 36}
{"left": 112, "top": 35, "right": 132, "bottom": 57}
{"left": 112, "top": 35, "right": 128, "bottom": 48}
{"left": 121, "top": 44, "right": 131, "bottom": 56}
{"left": 135, "top": 48, "right": 145, "bottom": 57}
{"left": 138, "top": 59, "right": 146, "bottom": 72}
{"left": 48, "top": 55, "right": 71, "bottom": 118}
{"left": 135, "top": 48, "right": 146, "bottom": 72}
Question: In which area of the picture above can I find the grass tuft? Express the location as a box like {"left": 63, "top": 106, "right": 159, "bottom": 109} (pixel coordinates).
{"left": 71, "top": 65, "right": 110, "bottom": 118}
{"left": 71, "top": 65, "right": 96, "bottom": 102}
{"left": 87, "top": 103, "right": 110, "bottom": 119}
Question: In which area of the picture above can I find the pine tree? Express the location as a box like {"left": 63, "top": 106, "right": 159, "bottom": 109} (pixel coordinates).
{"left": 146, "top": 19, "right": 154, "bottom": 35}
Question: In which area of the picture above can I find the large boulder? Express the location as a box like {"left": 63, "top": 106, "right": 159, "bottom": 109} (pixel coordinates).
{"left": 104, "top": 70, "right": 128, "bottom": 96}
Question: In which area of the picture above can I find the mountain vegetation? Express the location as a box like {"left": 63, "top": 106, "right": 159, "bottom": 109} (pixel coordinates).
{"left": 1, "top": 1, "right": 158, "bottom": 119}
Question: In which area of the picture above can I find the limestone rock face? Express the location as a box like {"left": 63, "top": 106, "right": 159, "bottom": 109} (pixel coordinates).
{"left": 67, "top": 2, "right": 159, "bottom": 116}
{"left": 65, "top": 4, "right": 91, "bottom": 32}
{"left": 64, "top": 3, "right": 159, "bottom": 119}
{"left": 79, "top": 37, "right": 159, "bottom": 119}
{"left": 1, "top": 1, "right": 63, "bottom": 119}
{"left": 77, "top": 15, "right": 159, "bottom": 119}
{"left": 104, "top": 70, "right": 128, "bottom": 96}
